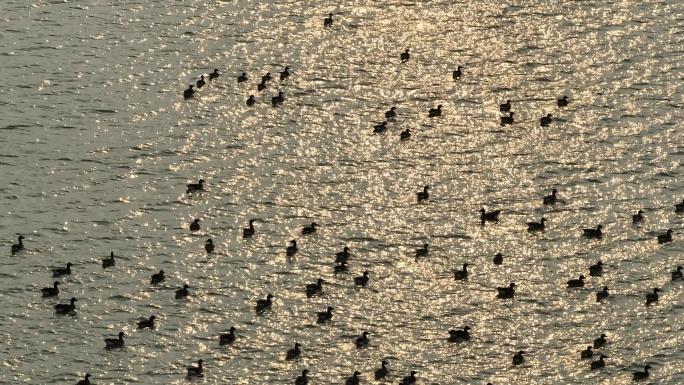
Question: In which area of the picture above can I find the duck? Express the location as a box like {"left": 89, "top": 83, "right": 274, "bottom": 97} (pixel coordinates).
{"left": 354, "top": 271, "right": 370, "bottom": 286}
{"left": 657, "top": 229, "right": 673, "bottom": 244}
{"left": 582, "top": 225, "right": 603, "bottom": 238}
{"left": 645, "top": 288, "right": 662, "bottom": 305}
{"left": 480, "top": 208, "right": 501, "bottom": 221}
{"left": 448, "top": 326, "right": 471, "bottom": 341}
{"left": 237, "top": 72, "right": 248, "bottom": 83}
{"left": 302, "top": 222, "right": 318, "bottom": 234}
{"left": 316, "top": 306, "right": 334, "bottom": 323}
{"left": 452, "top": 66, "right": 462, "bottom": 79}
{"left": 416, "top": 185, "right": 430, "bottom": 202}
{"left": 527, "top": 218, "right": 546, "bottom": 231}
{"left": 104, "top": 332, "right": 125, "bottom": 348}
{"left": 581, "top": 346, "right": 593, "bottom": 359}
{"left": 671, "top": 265, "right": 683, "bottom": 280}
{"left": 189, "top": 218, "right": 201, "bottom": 231}
{"left": 257, "top": 78, "right": 267, "bottom": 92}
{"left": 567, "top": 275, "right": 586, "bottom": 288}
{"left": 374, "top": 361, "right": 390, "bottom": 379}
{"left": 280, "top": 67, "right": 290, "bottom": 80}
{"left": 385, "top": 107, "right": 397, "bottom": 119}
{"left": 590, "top": 355, "right": 607, "bottom": 370}
{"left": 543, "top": 189, "right": 558, "bottom": 204}
{"left": 453, "top": 263, "right": 469, "bottom": 280}
{"left": 589, "top": 261, "right": 604, "bottom": 277}
{"left": 334, "top": 261, "right": 349, "bottom": 273}
{"left": 196, "top": 75, "right": 206, "bottom": 89}
{"left": 54, "top": 297, "right": 77, "bottom": 314}
{"left": 256, "top": 294, "right": 274, "bottom": 310}
{"left": 76, "top": 373, "right": 91, "bottom": 385}
{"left": 204, "top": 239, "right": 214, "bottom": 253}
{"left": 632, "top": 365, "right": 652, "bottom": 380}
{"left": 415, "top": 243, "right": 429, "bottom": 257}
{"left": 428, "top": 104, "right": 442, "bottom": 117}
{"left": 593, "top": 334, "right": 607, "bottom": 348}
{"left": 345, "top": 371, "right": 361, "bottom": 385}
{"left": 186, "top": 359, "right": 203, "bottom": 376}
{"left": 175, "top": 284, "right": 190, "bottom": 299}
{"left": 373, "top": 121, "right": 388, "bottom": 133}
{"left": 51, "top": 263, "right": 73, "bottom": 277}
{"left": 512, "top": 350, "right": 526, "bottom": 365}
{"left": 183, "top": 85, "right": 195, "bottom": 99}
{"left": 286, "top": 240, "right": 298, "bottom": 256}
{"left": 41, "top": 281, "right": 60, "bottom": 297}
{"left": 263, "top": 72, "right": 272, "bottom": 81}
{"left": 596, "top": 286, "right": 610, "bottom": 302}
{"left": 493, "top": 253, "right": 504, "bottom": 265}
{"left": 209, "top": 69, "right": 220, "bottom": 80}
{"left": 295, "top": 369, "right": 310, "bottom": 385}
{"left": 219, "top": 326, "right": 236, "bottom": 344}
{"left": 246, "top": 95, "right": 256, "bottom": 106}
{"left": 400, "top": 129, "right": 411, "bottom": 140}
{"left": 402, "top": 371, "right": 418, "bottom": 384}
{"left": 271, "top": 91, "right": 284, "bottom": 105}
{"left": 150, "top": 270, "right": 166, "bottom": 284}
{"left": 499, "top": 100, "right": 511, "bottom": 112}
{"left": 243, "top": 219, "right": 257, "bottom": 237}
{"left": 675, "top": 199, "right": 684, "bottom": 212}
{"left": 305, "top": 279, "right": 325, "bottom": 298}
{"left": 286, "top": 342, "right": 302, "bottom": 360}
{"left": 500, "top": 112, "right": 514, "bottom": 126}
{"left": 355, "top": 331, "right": 370, "bottom": 348}
{"left": 138, "top": 315, "right": 156, "bottom": 329}
{"left": 632, "top": 210, "right": 644, "bottom": 223}
{"left": 540, "top": 113, "right": 553, "bottom": 126}
{"left": 497, "top": 283, "right": 516, "bottom": 299}
{"left": 400, "top": 49, "right": 410, "bottom": 62}
{"left": 335, "top": 246, "right": 351, "bottom": 262}
{"left": 102, "top": 252, "right": 116, "bottom": 268}
{"left": 186, "top": 179, "right": 205, "bottom": 193}
{"left": 11, "top": 235, "right": 25, "bottom": 254}
{"left": 557, "top": 95, "right": 569, "bottom": 107}
{"left": 324, "top": 13, "right": 333, "bottom": 26}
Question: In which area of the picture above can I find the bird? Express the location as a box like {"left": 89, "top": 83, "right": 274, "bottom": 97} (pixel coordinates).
{"left": 500, "top": 100, "right": 512, "bottom": 112}
{"left": 543, "top": 189, "right": 558, "bottom": 204}
{"left": 500, "top": 112, "right": 514, "bottom": 126}
{"left": 189, "top": 219, "right": 201, "bottom": 231}
{"left": 428, "top": 105, "right": 442, "bottom": 117}
{"left": 102, "top": 252, "right": 116, "bottom": 268}
{"left": 657, "top": 229, "right": 673, "bottom": 244}
{"left": 76, "top": 373, "right": 91, "bottom": 385}
{"left": 415, "top": 243, "right": 429, "bottom": 257}
{"left": 567, "top": 275, "right": 586, "bottom": 288}
{"left": 385, "top": 107, "right": 397, "bottom": 119}
{"left": 243, "top": 219, "right": 257, "bottom": 237}
{"left": 374, "top": 361, "right": 390, "bottom": 379}
{"left": 11, "top": 235, "right": 25, "bottom": 254}
{"left": 645, "top": 288, "right": 662, "bottom": 305}
{"left": 150, "top": 270, "right": 165, "bottom": 284}
{"left": 416, "top": 185, "right": 430, "bottom": 202}
{"left": 632, "top": 365, "right": 652, "bottom": 380}
{"left": 448, "top": 326, "right": 471, "bottom": 341}
{"left": 527, "top": 218, "right": 546, "bottom": 231}
{"left": 138, "top": 315, "right": 156, "bottom": 329}
{"left": 512, "top": 350, "right": 526, "bottom": 365}
{"left": 557, "top": 95, "right": 569, "bottom": 107}
{"left": 306, "top": 279, "right": 325, "bottom": 298}
{"left": 271, "top": 91, "right": 284, "bottom": 105}
{"left": 280, "top": 67, "right": 290, "bottom": 80}
{"left": 675, "top": 199, "right": 684, "bottom": 212}
{"left": 581, "top": 346, "right": 593, "bottom": 359}
{"left": 452, "top": 66, "right": 463, "bottom": 79}
{"left": 209, "top": 69, "right": 219, "bottom": 80}
{"left": 204, "top": 239, "right": 214, "bottom": 253}
{"left": 295, "top": 369, "right": 310, "bottom": 385}
{"left": 589, "top": 261, "right": 604, "bottom": 277}
{"left": 54, "top": 297, "right": 77, "bottom": 314}
{"left": 540, "top": 114, "right": 553, "bottom": 126}
{"left": 51, "top": 263, "right": 73, "bottom": 277}
{"left": 632, "top": 209, "right": 644, "bottom": 223}
{"left": 256, "top": 294, "right": 274, "bottom": 311}
{"left": 402, "top": 371, "right": 418, "bottom": 384}
{"left": 186, "top": 359, "right": 203, "bottom": 376}
{"left": 400, "top": 49, "right": 410, "bottom": 62}
{"left": 373, "top": 121, "right": 388, "bottom": 133}
{"left": 316, "top": 306, "right": 334, "bottom": 323}
{"left": 596, "top": 287, "right": 609, "bottom": 302}
{"left": 219, "top": 326, "right": 236, "bottom": 344}
{"left": 335, "top": 247, "right": 351, "bottom": 262}
{"left": 237, "top": 72, "right": 248, "bottom": 83}
{"left": 286, "top": 343, "right": 302, "bottom": 360}
{"left": 41, "top": 281, "right": 60, "bottom": 297}
{"left": 334, "top": 261, "right": 349, "bottom": 273}
{"left": 493, "top": 253, "right": 504, "bottom": 265}
{"left": 246, "top": 95, "right": 256, "bottom": 106}
{"left": 671, "top": 266, "right": 683, "bottom": 280}
{"left": 104, "top": 332, "right": 125, "bottom": 348}
{"left": 257, "top": 78, "right": 267, "bottom": 92}
{"left": 196, "top": 75, "right": 206, "bottom": 89}
{"left": 355, "top": 331, "right": 370, "bottom": 348}
{"left": 302, "top": 222, "right": 318, "bottom": 234}
{"left": 497, "top": 283, "right": 516, "bottom": 299}
{"left": 186, "top": 179, "right": 205, "bottom": 193}
{"left": 593, "top": 334, "right": 607, "bottom": 348}
{"left": 400, "top": 129, "right": 411, "bottom": 140}
{"left": 175, "top": 284, "right": 190, "bottom": 299}
{"left": 183, "top": 85, "right": 195, "bottom": 99}
{"left": 324, "top": 13, "right": 333, "bottom": 26}
{"left": 286, "top": 240, "right": 298, "bottom": 256}
{"left": 590, "top": 355, "right": 607, "bottom": 370}
{"left": 345, "top": 371, "right": 361, "bottom": 385}
{"left": 582, "top": 225, "right": 603, "bottom": 238}
{"left": 354, "top": 271, "right": 370, "bottom": 286}
{"left": 263, "top": 72, "right": 272, "bottom": 81}
{"left": 480, "top": 208, "right": 501, "bottom": 221}
{"left": 453, "top": 263, "right": 469, "bottom": 280}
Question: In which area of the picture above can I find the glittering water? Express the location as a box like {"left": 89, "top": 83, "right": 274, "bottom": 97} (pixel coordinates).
{"left": 2, "top": 0, "right": 684, "bottom": 384}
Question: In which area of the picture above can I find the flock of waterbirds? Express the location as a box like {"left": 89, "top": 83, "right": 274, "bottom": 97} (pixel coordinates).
{"left": 8, "top": 9, "right": 684, "bottom": 385}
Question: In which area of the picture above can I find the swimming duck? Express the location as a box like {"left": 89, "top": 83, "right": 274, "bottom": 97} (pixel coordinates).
{"left": 246, "top": 95, "right": 256, "bottom": 106}
{"left": 345, "top": 371, "right": 361, "bottom": 385}
{"left": 373, "top": 121, "right": 388, "bottom": 133}
{"left": 219, "top": 326, "right": 236, "bottom": 344}
{"left": 582, "top": 225, "right": 603, "bottom": 238}
{"left": 448, "top": 326, "right": 471, "bottom": 341}
{"left": 306, "top": 279, "right": 325, "bottom": 297}
{"left": 500, "top": 100, "right": 511, "bottom": 112}
{"left": 675, "top": 199, "right": 684, "bottom": 212}
{"left": 500, "top": 112, "right": 514, "bottom": 126}
{"left": 543, "top": 189, "right": 557, "bottom": 204}
{"left": 209, "top": 69, "right": 219, "bottom": 80}
{"left": 581, "top": 346, "right": 593, "bottom": 359}
{"left": 51, "top": 263, "right": 73, "bottom": 277}
{"left": 645, "top": 288, "right": 662, "bottom": 305}
{"left": 335, "top": 247, "right": 351, "bottom": 262}
{"left": 54, "top": 297, "right": 77, "bottom": 314}
{"left": 102, "top": 252, "right": 116, "bottom": 268}
{"left": 263, "top": 72, "right": 272, "bottom": 81}
{"left": 657, "top": 229, "right": 673, "bottom": 244}
{"left": 589, "top": 261, "right": 603, "bottom": 277}
{"left": 632, "top": 210, "right": 644, "bottom": 223}
{"left": 540, "top": 114, "right": 553, "bottom": 126}
{"left": 385, "top": 107, "right": 397, "bottom": 119}
{"left": 186, "top": 359, "right": 203, "bottom": 376}
{"left": 280, "top": 67, "right": 290, "bottom": 80}
{"left": 374, "top": 361, "right": 390, "bottom": 379}
{"left": 632, "top": 365, "right": 652, "bottom": 380}
{"left": 256, "top": 294, "right": 274, "bottom": 310}
{"left": 76, "top": 373, "right": 91, "bottom": 385}
{"left": 189, "top": 219, "right": 201, "bottom": 231}
{"left": 557, "top": 95, "right": 569, "bottom": 107}
{"left": 453, "top": 263, "right": 469, "bottom": 280}
{"left": 355, "top": 331, "right": 370, "bottom": 348}
{"left": 186, "top": 179, "right": 205, "bottom": 193}
{"left": 354, "top": 271, "right": 370, "bottom": 286}
{"left": 324, "top": 13, "right": 333, "bottom": 26}
{"left": 41, "top": 281, "right": 60, "bottom": 297}
{"left": 452, "top": 66, "right": 462, "bottom": 79}
{"left": 480, "top": 208, "right": 501, "bottom": 221}
{"left": 104, "top": 332, "right": 125, "bottom": 348}
{"left": 567, "top": 275, "right": 585, "bottom": 288}
{"left": 196, "top": 75, "right": 205, "bottom": 89}
{"left": 11, "top": 235, "right": 24, "bottom": 254}
{"left": 138, "top": 315, "right": 156, "bottom": 329}
{"left": 416, "top": 185, "right": 430, "bottom": 202}
{"left": 243, "top": 219, "right": 257, "bottom": 237}
{"left": 671, "top": 266, "right": 683, "bottom": 280}
{"left": 271, "top": 91, "right": 284, "bottom": 105}
{"left": 183, "top": 85, "right": 195, "bottom": 99}
{"left": 400, "top": 49, "right": 410, "bottom": 62}
{"left": 316, "top": 306, "right": 334, "bottom": 323}
{"left": 334, "top": 261, "right": 349, "bottom": 273}
{"left": 596, "top": 286, "right": 609, "bottom": 302}
{"left": 150, "top": 270, "right": 166, "bottom": 284}
{"left": 295, "top": 369, "right": 310, "bottom": 385}
{"left": 593, "top": 334, "right": 607, "bottom": 348}
{"left": 302, "top": 222, "right": 318, "bottom": 234}
{"left": 257, "top": 78, "right": 267, "bottom": 92}
{"left": 512, "top": 350, "right": 526, "bottom": 365}
{"left": 497, "top": 283, "right": 516, "bottom": 299}
{"left": 428, "top": 105, "right": 442, "bottom": 117}
{"left": 493, "top": 253, "right": 504, "bottom": 265}
{"left": 527, "top": 218, "right": 546, "bottom": 231}
{"left": 590, "top": 355, "right": 606, "bottom": 370}
{"left": 204, "top": 239, "right": 214, "bottom": 253}
{"left": 286, "top": 342, "right": 302, "bottom": 360}
{"left": 402, "top": 371, "right": 418, "bottom": 384}
{"left": 175, "top": 284, "right": 190, "bottom": 299}
{"left": 415, "top": 243, "right": 429, "bottom": 257}
{"left": 237, "top": 72, "right": 248, "bottom": 83}
{"left": 286, "top": 240, "right": 298, "bottom": 256}
{"left": 400, "top": 129, "right": 411, "bottom": 140}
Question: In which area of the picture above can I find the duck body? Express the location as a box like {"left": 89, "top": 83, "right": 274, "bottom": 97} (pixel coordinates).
{"left": 581, "top": 346, "right": 593, "bottom": 359}
{"left": 187, "top": 359, "right": 203, "bottom": 376}
{"left": 219, "top": 326, "right": 236, "bottom": 344}
{"left": 527, "top": 218, "right": 546, "bottom": 231}
{"left": 280, "top": 67, "right": 290, "bottom": 80}
{"left": 306, "top": 279, "right": 325, "bottom": 298}
{"left": 632, "top": 209, "right": 644, "bottom": 223}
{"left": 335, "top": 247, "right": 350, "bottom": 263}
{"left": 286, "top": 343, "right": 302, "bottom": 360}
{"left": 334, "top": 261, "right": 349, "bottom": 273}
{"left": 243, "top": 219, "right": 256, "bottom": 237}
{"left": 373, "top": 121, "right": 387, "bottom": 133}
{"left": 237, "top": 72, "right": 248, "bottom": 83}
{"left": 150, "top": 270, "right": 165, "bottom": 284}
{"left": 209, "top": 69, "right": 219, "bottom": 80}
{"left": 416, "top": 185, "right": 430, "bottom": 202}
{"left": 675, "top": 199, "right": 684, "bottom": 212}
{"left": 589, "top": 261, "right": 603, "bottom": 277}
{"left": 590, "top": 355, "right": 606, "bottom": 370}
{"left": 452, "top": 66, "right": 462, "bottom": 79}
{"left": 256, "top": 294, "right": 274, "bottom": 311}
{"left": 324, "top": 13, "right": 333, "bottom": 26}
{"left": 354, "top": 271, "right": 370, "bottom": 286}
{"left": 104, "top": 332, "right": 125, "bottom": 348}
{"left": 402, "top": 371, "right": 418, "bottom": 384}
{"left": 11, "top": 235, "right": 25, "bottom": 254}
{"left": 189, "top": 219, "right": 201, "bottom": 231}
{"left": 500, "top": 112, "right": 514, "bottom": 126}
{"left": 257, "top": 79, "right": 267, "bottom": 92}
{"left": 512, "top": 350, "right": 525, "bottom": 365}
{"left": 186, "top": 179, "right": 205, "bottom": 193}
{"left": 596, "top": 287, "right": 609, "bottom": 302}
{"left": 493, "top": 253, "right": 504, "bottom": 265}
{"left": 102, "top": 252, "right": 116, "bottom": 268}
{"left": 54, "top": 297, "right": 77, "bottom": 314}
{"left": 428, "top": 105, "right": 442, "bottom": 117}
{"left": 671, "top": 266, "right": 683, "bottom": 280}
{"left": 246, "top": 95, "right": 256, "bottom": 106}
{"left": 500, "top": 100, "right": 511, "bottom": 112}
{"left": 286, "top": 240, "right": 298, "bottom": 256}
{"left": 52, "top": 263, "right": 73, "bottom": 277}
{"left": 374, "top": 361, "right": 390, "bottom": 379}
{"left": 540, "top": 113, "right": 553, "bottom": 126}
{"left": 316, "top": 306, "right": 334, "bottom": 323}
{"left": 497, "top": 283, "right": 516, "bottom": 299}
{"left": 385, "top": 107, "right": 397, "bottom": 119}
{"left": 301, "top": 222, "right": 318, "bottom": 235}
{"left": 480, "top": 208, "right": 501, "bottom": 221}
{"left": 204, "top": 239, "right": 214, "bottom": 253}
{"left": 582, "top": 225, "right": 603, "bottom": 238}
{"left": 645, "top": 288, "right": 662, "bottom": 305}
{"left": 295, "top": 369, "right": 309, "bottom": 385}
{"left": 543, "top": 189, "right": 557, "bottom": 204}
{"left": 415, "top": 243, "right": 429, "bottom": 257}
{"left": 448, "top": 326, "right": 470, "bottom": 341}
{"left": 593, "top": 334, "right": 607, "bottom": 348}
{"left": 567, "top": 275, "right": 586, "bottom": 288}
{"left": 42, "top": 281, "right": 60, "bottom": 297}
{"left": 196, "top": 75, "right": 205, "bottom": 89}
{"left": 76, "top": 373, "right": 91, "bottom": 385}
{"left": 400, "top": 129, "right": 411, "bottom": 140}
{"left": 355, "top": 331, "right": 370, "bottom": 348}
{"left": 138, "top": 315, "right": 156, "bottom": 329}
{"left": 345, "top": 371, "right": 361, "bottom": 385}
{"left": 175, "top": 284, "right": 190, "bottom": 299}
{"left": 657, "top": 229, "right": 673, "bottom": 244}
{"left": 400, "top": 49, "right": 410, "bottom": 62}
{"left": 557, "top": 95, "right": 569, "bottom": 107}
{"left": 271, "top": 91, "right": 284, "bottom": 105}
{"left": 453, "top": 263, "right": 469, "bottom": 280}
{"left": 632, "top": 365, "right": 652, "bottom": 380}
{"left": 183, "top": 85, "right": 195, "bottom": 99}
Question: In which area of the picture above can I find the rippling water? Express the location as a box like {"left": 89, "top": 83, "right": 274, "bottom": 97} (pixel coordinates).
{"left": 2, "top": 0, "right": 684, "bottom": 384}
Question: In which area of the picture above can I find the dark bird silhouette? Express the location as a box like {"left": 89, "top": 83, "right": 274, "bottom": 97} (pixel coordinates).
{"left": 286, "top": 342, "right": 302, "bottom": 360}
{"left": 428, "top": 105, "right": 442, "bottom": 117}
{"left": 186, "top": 359, "right": 203, "bottom": 376}
{"left": 596, "top": 286, "right": 609, "bottom": 302}
{"left": 645, "top": 288, "right": 662, "bottom": 305}
{"left": 335, "top": 246, "right": 351, "bottom": 263}
{"left": 416, "top": 185, "right": 430, "bottom": 202}
{"left": 280, "top": 67, "right": 290, "bottom": 80}
{"left": 540, "top": 113, "right": 553, "bottom": 126}
{"left": 263, "top": 72, "right": 272, "bottom": 81}
{"left": 580, "top": 346, "right": 593, "bottom": 359}
{"left": 557, "top": 95, "right": 569, "bottom": 107}
{"left": 51, "top": 263, "right": 73, "bottom": 277}
{"left": 356, "top": 331, "right": 370, "bottom": 348}
{"left": 316, "top": 306, "right": 334, "bottom": 323}
{"left": 480, "top": 208, "right": 501, "bottom": 221}
{"left": 590, "top": 355, "right": 606, "bottom": 370}
{"left": 54, "top": 297, "right": 77, "bottom": 314}
{"left": 204, "top": 239, "right": 214, "bottom": 253}
{"left": 448, "top": 326, "right": 471, "bottom": 341}
{"left": 76, "top": 373, "right": 91, "bottom": 385}
{"left": 415, "top": 243, "right": 429, "bottom": 257}
{"left": 256, "top": 294, "right": 274, "bottom": 311}
{"left": 500, "top": 111, "right": 514, "bottom": 126}
{"left": 257, "top": 78, "right": 267, "bottom": 92}
{"left": 302, "top": 222, "right": 318, "bottom": 234}
{"left": 543, "top": 189, "right": 558, "bottom": 204}
{"left": 286, "top": 239, "right": 298, "bottom": 256}
{"left": 582, "top": 225, "right": 603, "bottom": 238}
{"left": 512, "top": 350, "right": 526, "bottom": 365}
{"left": 527, "top": 218, "right": 546, "bottom": 231}
{"left": 237, "top": 72, "right": 248, "bottom": 83}
{"left": 657, "top": 229, "right": 673, "bottom": 244}
{"left": 196, "top": 75, "right": 205, "bottom": 89}
{"left": 500, "top": 100, "right": 511, "bottom": 112}
{"left": 675, "top": 199, "right": 684, "bottom": 212}
{"left": 400, "top": 49, "right": 410, "bottom": 62}
{"left": 219, "top": 326, "right": 236, "bottom": 344}
{"left": 150, "top": 270, "right": 165, "bottom": 284}
{"left": 497, "top": 283, "right": 516, "bottom": 299}
{"left": 175, "top": 284, "right": 190, "bottom": 299}
{"left": 671, "top": 265, "right": 683, "bottom": 280}
{"left": 138, "top": 315, "right": 156, "bottom": 329}
{"left": 402, "top": 371, "right": 418, "bottom": 384}
{"left": 373, "top": 121, "right": 388, "bottom": 133}
{"left": 305, "top": 279, "right": 325, "bottom": 298}
{"left": 632, "top": 365, "right": 652, "bottom": 380}
{"left": 354, "top": 271, "right": 370, "bottom": 286}
{"left": 295, "top": 369, "right": 309, "bottom": 385}
{"left": 385, "top": 107, "right": 397, "bottom": 119}
{"left": 632, "top": 209, "right": 644, "bottom": 223}
{"left": 11, "top": 235, "right": 25, "bottom": 254}
{"left": 453, "top": 263, "right": 469, "bottom": 280}
{"left": 186, "top": 179, "right": 205, "bottom": 193}
{"left": 183, "top": 85, "right": 195, "bottom": 99}
{"left": 400, "top": 129, "right": 411, "bottom": 140}
{"left": 345, "top": 371, "right": 361, "bottom": 385}
{"left": 243, "top": 219, "right": 257, "bottom": 237}
{"left": 452, "top": 66, "right": 462, "bottom": 79}
{"left": 41, "top": 281, "right": 60, "bottom": 297}
{"left": 102, "top": 252, "right": 115, "bottom": 268}
{"left": 189, "top": 219, "right": 201, "bottom": 231}
{"left": 271, "top": 91, "right": 284, "bottom": 105}
{"left": 589, "top": 261, "right": 604, "bottom": 277}
{"left": 209, "top": 69, "right": 220, "bottom": 80}
{"left": 324, "top": 13, "right": 333, "bottom": 26}
{"left": 493, "top": 253, "right": 504, "bottom": 265}
{"left": 566, "top": 275, "right": 586, "bottom": 288}
{"left": 246, "top": 95, "right": 256, "bottom": 106}
{"left": 334, "top": 261, "right": 348, "bottom": 273}
{"left": 374, "top": 361, "right": 390, "bottom": 379}
{"left": 104, "top": 332, "right": 125, "bottom": 348}
{"left": 593, "top": 334, "right": 607, "bottom": 349}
